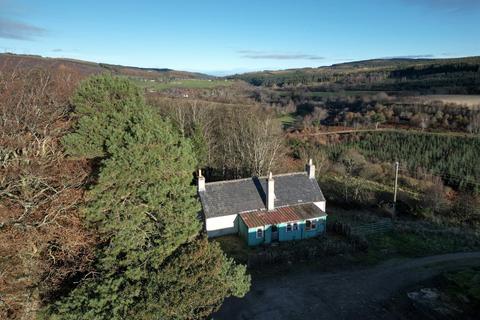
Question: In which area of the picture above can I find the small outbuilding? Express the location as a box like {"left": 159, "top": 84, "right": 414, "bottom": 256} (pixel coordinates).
{"left": 198, "top": 160, "right": 327, "bottom": 246}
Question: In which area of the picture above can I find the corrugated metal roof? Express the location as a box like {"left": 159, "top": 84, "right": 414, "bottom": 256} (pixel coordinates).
{"left": 199, "top": 172, "right": 325, "bottom": 219}
{"left": 239, "top": 203, "right": 326, "bottom": 228}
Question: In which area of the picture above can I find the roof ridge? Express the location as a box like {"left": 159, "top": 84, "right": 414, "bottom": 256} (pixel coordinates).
{"left": 205, "top": 171, "right": 307, "bottom": 186}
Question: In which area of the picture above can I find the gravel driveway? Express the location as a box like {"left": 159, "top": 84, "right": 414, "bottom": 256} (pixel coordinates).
{"left": 213, "top": 251, "right": 480, "bottom": 320}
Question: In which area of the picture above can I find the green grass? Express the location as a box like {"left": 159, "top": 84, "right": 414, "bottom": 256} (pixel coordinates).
{"left": 212, "top": 235, "right": 253, "bottom": 264}
{"left": 128, "top": 77, "right": 234, "bottom": 90}
{"left": 308, "top": 90, "right": 383, "bottom": 98}
{"left": 277, "top": 113, "right": 296, "bottom": 128}
{"left": 363, "top": 230, "right": 477, "bottom": 264}
{"left": 443, "top": 267, "right": 480, "bottom": 305}
{"left": 276, "top": 90, "right": 384, "bottom": 98}
{"left": 319, "top": 174, "right": 421, "bottom": 206}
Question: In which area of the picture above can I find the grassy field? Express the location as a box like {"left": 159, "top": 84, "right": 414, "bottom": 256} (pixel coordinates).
{"left": 326, "top": 204, "right": 480, "bottom": 264}
{"left": 308, "top": 90, "right": 383, "bottom": 98}
{"left": 318, "top": 174, "right": 421, "bottom": 209}
{"left": 129, "top": 77, "right": 234, "bottom": 90}
{"left": 413, "top": 95, "right": 480, "bottom": 107}
{"left": 213, "top": 235, "right": 253, "bottom": 264}
{"left": 365, "top": 232, "right": 467, "bottom": 262}
{"left": 277, "top": 90, "right": 384, "bottom": 98}
{"left": 442, "top": 267, "right": 480, "bottom": 305}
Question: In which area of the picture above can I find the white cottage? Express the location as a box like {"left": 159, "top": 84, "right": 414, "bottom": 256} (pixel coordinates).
{"left": 198, "top": 160, "right": 327, "bottom": 246}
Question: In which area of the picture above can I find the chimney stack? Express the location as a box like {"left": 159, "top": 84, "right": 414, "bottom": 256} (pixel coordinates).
{"left": 267, "top": 172, "right": 275, "bottom": 211}
{"left": 198, "top": 169, "right": 205, "bottom": 192}
{"left": 306, "top": 159, "right": 316, "bottom": 179}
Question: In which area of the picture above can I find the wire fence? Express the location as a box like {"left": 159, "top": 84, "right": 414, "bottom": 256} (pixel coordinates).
{"left": 349, "top": 218, "right": 393, "bottom": 236}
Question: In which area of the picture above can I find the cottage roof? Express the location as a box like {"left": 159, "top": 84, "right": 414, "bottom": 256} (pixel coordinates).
{"left": 239, "top": 203, "right": 326, "bottom": 228}
{"left": 199, "top": 172, "right": 325, "bottom": 219}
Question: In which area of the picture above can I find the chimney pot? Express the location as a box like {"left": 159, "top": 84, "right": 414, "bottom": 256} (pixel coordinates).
{"left": 198, "top": 169, "right": 205, "bottom": 192}
{"left": 267, "top": 172, "right": 275, "bottom": 211}
{"left": 306, "top": 159, "right": 316, "bottom": 179}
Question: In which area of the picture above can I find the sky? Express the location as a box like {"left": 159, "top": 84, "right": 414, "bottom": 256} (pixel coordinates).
{"left": 1, "top": 0, "right": 480, "bottom": 75}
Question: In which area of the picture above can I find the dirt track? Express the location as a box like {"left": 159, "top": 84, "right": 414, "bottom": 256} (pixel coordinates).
{"left": 213, "top": 251, "right": 480, "bottom": 320}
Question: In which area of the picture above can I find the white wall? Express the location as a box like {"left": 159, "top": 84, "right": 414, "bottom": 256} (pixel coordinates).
{"left": 205, "top": 214, "right": 238, "bottom": 238}
{"left": 314, "top": 201, "right": 326, "bottom": 212}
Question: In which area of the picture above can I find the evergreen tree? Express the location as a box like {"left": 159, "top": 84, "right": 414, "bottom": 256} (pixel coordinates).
{"left": 62, "top": 74, "right": 146, "bottom": 159}
{"left": 135, "top": 238, "right": 250, "bottom": 320}
{"left": 46, "top": 75, "right": 250, "bottom": 320}
{"left": 370, "top": 112, "right": 386, "bottom": 129}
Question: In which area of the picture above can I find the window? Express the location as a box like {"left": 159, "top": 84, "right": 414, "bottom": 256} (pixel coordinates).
{"left": 293, "top": 223, "right": 298, "bottom": 231}
{"left": 305, "top": 220, "right": 312, "bottom": 230}
{"left": 286, "top": 223, "right": 292, "bottom": 232}
{"left": 306, "top": 220, "right": 317, "bottom": 231}
{"left": 256, "top": 228, "right": 263, "bottom": 238}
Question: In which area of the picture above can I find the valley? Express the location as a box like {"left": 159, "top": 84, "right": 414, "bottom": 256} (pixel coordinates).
{"left": 1, "top": 53, "right": 479, "bottom": 320}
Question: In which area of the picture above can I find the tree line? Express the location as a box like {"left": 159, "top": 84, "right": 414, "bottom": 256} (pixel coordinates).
{"left": 232, "top": 58, "right": 480, "bottom": 94}
{"left": 251, "top": 89, "right": 480, "bottom": 133}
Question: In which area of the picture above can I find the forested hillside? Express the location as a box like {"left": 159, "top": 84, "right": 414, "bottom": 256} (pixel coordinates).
{"left": 316, "top": 132, "right": 480, "bottom": 190}
{"left": 232, "top": 56, "right": 480, "bottom": 94}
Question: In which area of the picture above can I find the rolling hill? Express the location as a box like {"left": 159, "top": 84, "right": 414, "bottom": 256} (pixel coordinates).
{"left": 0, "top": 53, "right": 212, "bottom": 81}
{"left": 231, "top": 56, "right": 480, "bottom": 94}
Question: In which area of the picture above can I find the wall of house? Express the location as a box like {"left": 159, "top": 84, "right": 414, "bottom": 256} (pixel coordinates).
{"left": 264, "top": 225, "right": 272, "bottom": 244}
{"left": 248, "top": 225, "right": 265, "bottom": 246}
{"left": 239, "top": 217, "right": 249, "bottom": 241}
{"left": 243, "top": 215, "right": 327, "bottom": 246}
{"left": 278, "top": 221, "right": 302, "bottom": 242}
{"left": 239, "top": 222, "right": 276, "bottom": 246}
{"left": 303, "top": 216, "right": 327, "bottom": 239}
{"left": 205, "top": 214, "right": 238, "bottom": 237}
{"left": 314, "top": 201, "right": 326, "bottom": 212}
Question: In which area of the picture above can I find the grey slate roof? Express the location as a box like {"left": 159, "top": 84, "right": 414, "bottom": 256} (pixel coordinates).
{"left": 199, "top": 172, "right": 325, "bottom": 219}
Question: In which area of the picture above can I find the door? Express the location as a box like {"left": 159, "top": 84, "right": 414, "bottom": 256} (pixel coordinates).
{"left": 271, "top": 224, "right": 279, "bottom": 241}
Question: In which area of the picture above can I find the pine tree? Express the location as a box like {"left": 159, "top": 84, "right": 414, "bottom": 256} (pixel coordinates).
{"left": 45, "top": 75, "right": 250, "bottom": 320}
{"left": 62, "top": 74, "right": 146, "bottom": 159}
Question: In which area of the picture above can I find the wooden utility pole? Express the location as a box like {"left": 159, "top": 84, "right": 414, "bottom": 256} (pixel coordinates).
{"left": 393, "top": 161, "right": 399, "bottom": 213}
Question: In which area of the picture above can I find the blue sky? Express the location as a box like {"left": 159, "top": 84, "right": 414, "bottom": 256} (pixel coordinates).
{"left": 1, "top": 0, "right": 480, "bottom": 75}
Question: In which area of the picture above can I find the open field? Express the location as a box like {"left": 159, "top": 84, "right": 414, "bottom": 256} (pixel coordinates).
{"left": 413, "top": 95, "right": 480, "bottom": 107}
{"left": 130, "top": 77, "right": 234, "bottom": 90}
{"left": 277, "top": 90, "right": 384, "bottom": 98}
{"left": 308, "top": 90, "right": 384, "bottom": 98}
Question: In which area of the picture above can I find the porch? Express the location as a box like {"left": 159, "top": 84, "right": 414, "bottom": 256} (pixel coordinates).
{"left": 238, "top": 203, "right": 327, "bottom": 246}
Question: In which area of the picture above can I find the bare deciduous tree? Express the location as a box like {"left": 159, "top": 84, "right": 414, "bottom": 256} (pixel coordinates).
{"left": 153, "top": 97, "right": 284, "bottom": 179}
{"left": 0, "top": 66, "right": 96, "bottom": 320}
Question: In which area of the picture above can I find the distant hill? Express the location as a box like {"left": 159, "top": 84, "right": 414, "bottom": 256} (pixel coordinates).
{"left": 231, "top": 56, "right": 480, "bottom": 94}
{"left": 0, "top": 53, "right": 212, "bottom": 80}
